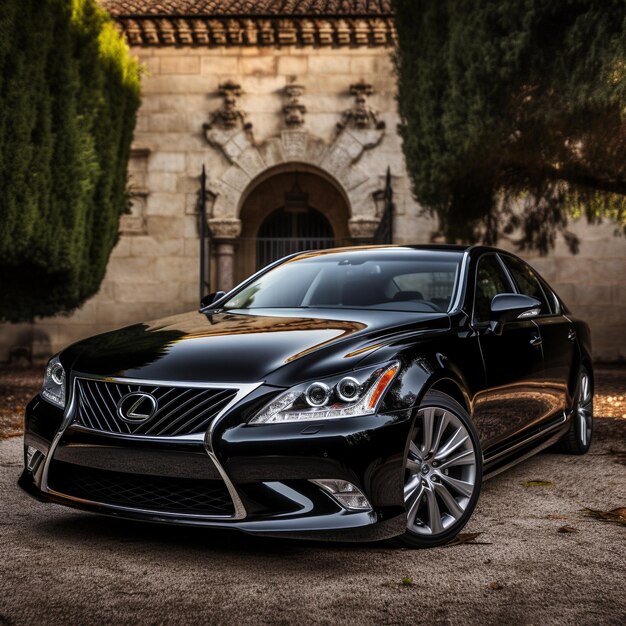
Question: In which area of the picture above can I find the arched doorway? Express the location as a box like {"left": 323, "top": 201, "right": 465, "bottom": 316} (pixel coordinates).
{"left": 237, "top": 165, "right": 351, "bottom": 282}
{"left": 256, "top": 206, "right": 334, "bottom": 269}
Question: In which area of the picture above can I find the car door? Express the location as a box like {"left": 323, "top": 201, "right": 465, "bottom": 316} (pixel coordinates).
{"left": 470, "top": 253, "right": 546, "bottom": 451}
{"left": 499, "top": 254, "right": 575, "bottom": 419}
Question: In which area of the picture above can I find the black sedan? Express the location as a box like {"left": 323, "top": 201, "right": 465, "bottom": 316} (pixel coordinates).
{"left": 19, "top": 245, "right": 593, "bottom": 547}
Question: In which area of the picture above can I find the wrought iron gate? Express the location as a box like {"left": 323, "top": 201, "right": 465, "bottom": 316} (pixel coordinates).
{"left": 256, "top": 207, "right": 335, "bottom": 269}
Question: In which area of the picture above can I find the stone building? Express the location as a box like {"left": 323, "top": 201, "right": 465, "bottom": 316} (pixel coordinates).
{"left": 1, "top": 0, "right": 624, "bottom": 361}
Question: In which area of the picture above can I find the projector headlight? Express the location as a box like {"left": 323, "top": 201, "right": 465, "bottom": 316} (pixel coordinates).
{"left": 41, "top": 355, "right": 66, "bottom": 409}
{"left": 249, "top": 362, "right": 399, "bottom": 424}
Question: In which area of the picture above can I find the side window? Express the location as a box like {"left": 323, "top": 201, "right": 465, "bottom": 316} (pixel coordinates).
{"left": 474, "top": 255, "right": 513, "bottom": 324}
{"left": 539, "top": 280, "right": 561, "bottom": 314}
{"left": 500, "top": 256, "right": 552, "bottom": 315}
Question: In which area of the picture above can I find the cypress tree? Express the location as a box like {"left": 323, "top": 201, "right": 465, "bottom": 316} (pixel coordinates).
{"left": 392, "top": 0, "right": 626, "bottom": 253}
{"left": 0, "top": 0, "right": 140, "bottom": 322}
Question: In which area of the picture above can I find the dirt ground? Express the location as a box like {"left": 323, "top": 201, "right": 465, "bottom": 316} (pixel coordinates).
{"left": 0, "top": 366, "right": 42, "bottom": 440}
{"left": 0, "top": 365, "right": 624, "bottom": 625}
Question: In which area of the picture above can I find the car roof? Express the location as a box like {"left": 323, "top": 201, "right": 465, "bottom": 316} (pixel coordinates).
{"left": 290, "top": 244, "right": 472, "bottom": 260}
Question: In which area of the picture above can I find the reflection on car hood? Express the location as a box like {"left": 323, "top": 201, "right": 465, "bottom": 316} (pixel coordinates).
{"left": 69, "top": 308, "right": 449, "bottom": 383}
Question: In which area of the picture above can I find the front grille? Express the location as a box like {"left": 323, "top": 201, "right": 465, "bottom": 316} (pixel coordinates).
{"left": 49, "top": 461, "right": 235, "bottom": 516}
{"left": 74, "top": 378, "right": 238, "bottom": 437}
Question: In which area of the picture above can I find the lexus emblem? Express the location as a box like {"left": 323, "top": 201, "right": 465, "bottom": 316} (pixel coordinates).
{"left": 117, "top": 392, "right": 158, "bottom": 423}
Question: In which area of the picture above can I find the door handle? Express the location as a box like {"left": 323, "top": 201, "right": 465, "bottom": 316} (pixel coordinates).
{"left": 568, "top": 329, "right": 577, "bottom": 342}
{"left": 529, "top": 334, "right": 542, "bottom": 347}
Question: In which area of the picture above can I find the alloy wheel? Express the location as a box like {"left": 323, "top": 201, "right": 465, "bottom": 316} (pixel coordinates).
{"left": 404, "top": 406, "right": 478, "bottom": 536}
{"left": 576, "top": 370, "right": 593, "bottom": 448}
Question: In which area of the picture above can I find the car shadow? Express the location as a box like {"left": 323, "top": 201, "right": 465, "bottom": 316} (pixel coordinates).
{"left": 32, "top": 511, "right": 398, "bottom": 559}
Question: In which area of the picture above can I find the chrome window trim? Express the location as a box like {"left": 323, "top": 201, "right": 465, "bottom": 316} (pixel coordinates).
{"left": 448, "top": 250, "right": 471, "bottom": 314}
{"left": 42, "top": 372, "right": 262, "bottom": 521}
{"left": 202, "top": 250, "right": 303, "bottom": 313}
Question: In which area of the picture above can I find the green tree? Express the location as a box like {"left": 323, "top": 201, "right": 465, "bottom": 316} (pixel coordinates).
{"left": 0, "top": 0, "right": 140, "bottom": 322}
{"left": 392, "top": 0, "right": 626, "bottom": 253}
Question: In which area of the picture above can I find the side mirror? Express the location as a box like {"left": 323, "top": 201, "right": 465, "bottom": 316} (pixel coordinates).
{"left": 200, "top": 290, "right": 226, "bottom": 310}
{"left": 489, "top": 293, "right": 541, "bottom": 334}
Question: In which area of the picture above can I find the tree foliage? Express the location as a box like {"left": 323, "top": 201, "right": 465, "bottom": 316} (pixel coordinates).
{"left": 392, "top": 0, "right": 626, "bottom": 253}
{"left": 0, "top": 0, "right": 140, "bottom": 322}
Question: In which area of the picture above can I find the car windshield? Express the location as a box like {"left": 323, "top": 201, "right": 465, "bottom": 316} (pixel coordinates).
{"left": 223, "top": 249, "right": 464, "bottom": 313}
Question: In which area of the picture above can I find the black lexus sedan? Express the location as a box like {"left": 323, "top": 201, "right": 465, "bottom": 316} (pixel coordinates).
{"left": 19, "top": 245, "right": 593, "bottom": 547}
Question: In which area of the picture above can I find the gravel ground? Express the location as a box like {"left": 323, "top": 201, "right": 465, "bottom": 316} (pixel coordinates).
{"left": 0, "top": 366, "right": 41, "bottom": 440}
{"left": 0, "top": 366, "right": 624, "bottom": 625}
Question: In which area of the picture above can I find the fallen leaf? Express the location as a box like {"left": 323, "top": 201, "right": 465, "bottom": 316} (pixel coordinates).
{"left": 445, "top": 532, "right": 492, "bottom": 547}
{"left": 557, "top": 525, "right": 578, "bottom": 534}
{"left": 522, "top": 479, "right": 554, "bottom": 488}
{"left": 400, "top": 576, "right": 414, "bottom": 586}
{"left": 486, "top": 582, "right": 504, "bottom": 590}
{"left": 582, "top": 507, "right": 626, "bottom": 526}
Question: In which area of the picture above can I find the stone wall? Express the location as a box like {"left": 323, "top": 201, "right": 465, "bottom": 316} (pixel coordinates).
{"left": 0, "top": 44, "right": 624, "bottom": 362}
{"left": 523, "top": 221, "right": 626, "bottom": 362}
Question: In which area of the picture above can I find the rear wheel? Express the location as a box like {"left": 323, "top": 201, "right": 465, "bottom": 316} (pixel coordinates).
{"left": 557, "top": 366, "right": 593, "bottom": 455}
{"left": 398, "top": 390, "right": 482, "bottom": 548}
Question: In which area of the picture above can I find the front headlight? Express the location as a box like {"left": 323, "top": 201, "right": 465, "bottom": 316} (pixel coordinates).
{"left": 41, "top": 355, "right": 66, "bottom": 408}
{"left": 249, "top": 362, "right": 399, "bottom": 424}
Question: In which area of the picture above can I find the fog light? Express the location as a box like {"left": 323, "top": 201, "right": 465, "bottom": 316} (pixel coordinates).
{"left": 26, "top": 445, "right": 42, "bottom": 472}
{"left": 310, "top": 479, "right": 371, "bottom": 510}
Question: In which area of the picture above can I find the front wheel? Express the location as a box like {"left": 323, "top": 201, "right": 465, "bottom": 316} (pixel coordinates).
{"left": 397, "top": 390, "right": 482, "bottom": 548}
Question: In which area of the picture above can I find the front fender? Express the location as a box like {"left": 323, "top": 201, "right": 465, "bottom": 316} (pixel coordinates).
{"left": 362, "top": 335, "right": 482, "bottom": 419}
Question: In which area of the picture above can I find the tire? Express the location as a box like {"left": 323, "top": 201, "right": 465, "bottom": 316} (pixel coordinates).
{"left": 397, "top": 390, "right": 483, "bottom": 548}
{"left": 557, "top": 366, "right": 593, "bottom": 455}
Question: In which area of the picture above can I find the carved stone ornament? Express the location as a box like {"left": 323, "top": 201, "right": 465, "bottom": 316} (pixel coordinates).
{"left": 337, "top": 81, "right": 385, "bottom": 131}
{"left": 208, "top": 217, "right": 242, "bottom": 240}
{"left": 203, "top": 81, "right": 252, "bottom": 132}
{"left": 283, "top": 84, "right": 306, "bottom": 128}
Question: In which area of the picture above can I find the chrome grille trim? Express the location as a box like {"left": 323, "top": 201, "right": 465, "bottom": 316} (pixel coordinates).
{"left": 68, "top": 424, "right": 206, "bottom": 443}
{"left": 42, "top": 372, "right": 261, "bottom": 521}
{"left": 74, "top": 376, "right": 240, "bottom": 438}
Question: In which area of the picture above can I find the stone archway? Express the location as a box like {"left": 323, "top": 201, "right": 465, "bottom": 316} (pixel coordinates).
{"left": 236, "top": 165, "right": 351, "bottom": 283}
{"left": 206, "top": 126, "right": 386, "bottom": 290}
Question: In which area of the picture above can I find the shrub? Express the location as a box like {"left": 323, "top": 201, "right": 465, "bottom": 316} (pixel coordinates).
{"left": 392, "top": 0, "right": 626, "bottom": 253}
{"left": 0, "top": 0, "right": 140, "bottom": 321}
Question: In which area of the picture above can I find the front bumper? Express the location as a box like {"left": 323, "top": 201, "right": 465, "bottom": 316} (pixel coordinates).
{"left": 19, "top": 387, "right": 413, "bottom": 542}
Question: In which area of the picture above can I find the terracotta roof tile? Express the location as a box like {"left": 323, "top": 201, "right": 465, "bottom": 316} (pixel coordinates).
{"left": 100, "top": 1, "right": 393, "bottom": 17}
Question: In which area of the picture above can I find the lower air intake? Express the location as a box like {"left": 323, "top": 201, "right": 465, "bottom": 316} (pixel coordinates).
{"left": 49, "top": 461, "right": 235, "bottom": 517}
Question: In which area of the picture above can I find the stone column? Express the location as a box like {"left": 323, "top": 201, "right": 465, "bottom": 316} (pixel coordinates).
{"left": 209, "top": 218, "right": 242, "bottom": 293}
{"left": 214, "top": 240, "right": 237, "bottom": 292}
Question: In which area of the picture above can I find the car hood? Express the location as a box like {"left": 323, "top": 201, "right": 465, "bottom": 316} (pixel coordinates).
{"left": 67, "top": 308, "right": 449, "bottom": 384}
